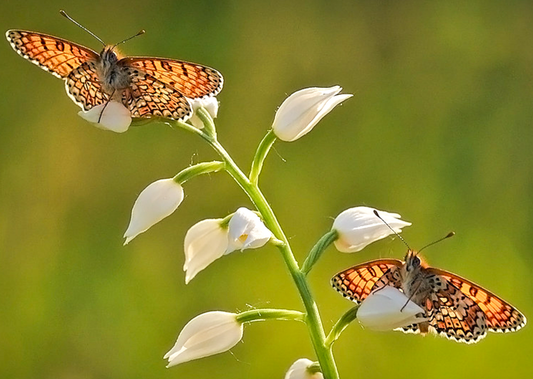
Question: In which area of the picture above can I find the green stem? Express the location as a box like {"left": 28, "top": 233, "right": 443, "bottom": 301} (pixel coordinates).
{"left": 325, "top": 306, "right": 359, "bottom": 348}
{"left": 301, "top": 230, "right": 338, "bottom": 276}
{"left": 236, "top": 308, "right": 305, "bottom": 324}
{"left": 197, "top": 107, "right": 217, "bottom": 138}
{"left": 173, "top": 161, "right": 225, "bottom": 184}
{"left": 249, "top": 130, "right": 277, "bottom": 185}
{"left": 166, "top": 119, "right": 207, "bottom": 139}
{"left": 206, "top": 141, "right": 339, "bottom": 379}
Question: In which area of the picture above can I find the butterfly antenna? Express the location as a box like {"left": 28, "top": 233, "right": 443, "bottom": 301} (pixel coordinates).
{"left": 112, "top": 29, "right": 146, "bottom": 49}
{"left": 59, "top": 10, "right": 105, "bottom": 47}
{"left": 418, "top": 231, "right": 455, "bottom": 253}
{"left": 373, "top": 210, "right": 411, "bottom": 250}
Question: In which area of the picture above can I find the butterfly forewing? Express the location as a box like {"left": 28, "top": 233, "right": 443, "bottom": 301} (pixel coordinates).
{"left": 331, "top": 259, "right": 403, "bottom": 303}
{"left": 6, "top": 30, "right": 98, "bottom": 78}
{"left": 123, "top": 57, "right": 223, "bottom": 99}
{"left": 428, "top": 268, "right": 527, "bottom": 333}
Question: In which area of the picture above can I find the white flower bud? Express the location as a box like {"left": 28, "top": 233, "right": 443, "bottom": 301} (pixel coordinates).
{"left": 184, "top": 219, "right": 228, "bottom": 284}
{"left": 123, "top": 179, "right": 184, "bottom": 244}
{"left": 189, "top": 97, "right": 219, "bottom": 129}
{"left": 226, "top": 207, "right": 272, "bottom": 254}
{"left": 272, "top": 86, "right": 352, "bottom": 142}
{"left": 78, "top": 101, "right": 131, "bottom": 133}
{"left": 332, "top": 206, "right": 411, "bottom": 253}
{"left": 164, "top": 311, "right": 243, "bottom": 367}
{"left": 357, "top": 286, "right": 428, "bottom": 331}
{"left": 285, "top": 358, "right": 324, "bottom": 379}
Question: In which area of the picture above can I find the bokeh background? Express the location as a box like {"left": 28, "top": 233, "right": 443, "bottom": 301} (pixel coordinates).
{"left": 1, "top": 0, "right": 533, "bottom": 378}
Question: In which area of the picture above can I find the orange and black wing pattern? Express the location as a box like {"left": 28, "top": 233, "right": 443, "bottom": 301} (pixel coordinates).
{"left": 122, "top": 57, "right": 223, "bottom": 99}
{"left": 65, "top": 61, "right": 107, "bottom": 110}
{"left": 331, "top": 259, "right": 403, "bottom": 304}
{"left": 428, "top": 268, "right": 527, "bottom": 333}
{"left": 426, "top": 279, "right": 488, "bottom": 343}
{"left": 124, "top": 68, "right": 192, "bottom": 121}
{"left": 6, "top": 30, "right": 98, "bottom": 79}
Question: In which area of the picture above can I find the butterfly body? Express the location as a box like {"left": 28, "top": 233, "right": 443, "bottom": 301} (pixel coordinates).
{"left": 332, "top": 250, "right": 526, "bottom": 343}
{"left": 96, "top": 46, "right": 131, "bottom": 94}
{"left": 6, "top": 29, "right": 223, "bottom": 121}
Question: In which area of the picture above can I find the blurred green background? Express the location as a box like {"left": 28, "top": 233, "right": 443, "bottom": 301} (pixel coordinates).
{"left": 1, "top": 0, "right": 533, "bottom": 378}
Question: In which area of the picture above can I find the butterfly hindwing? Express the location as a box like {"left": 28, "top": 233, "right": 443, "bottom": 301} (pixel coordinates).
{"left": 124, "top": 69, "right": 192, "bottom": 121}
{"left": 427, "top": 280, "right": 488, "bottom": 343}
{"left": 66, "top": 61, "right": 107, "bottom": 110}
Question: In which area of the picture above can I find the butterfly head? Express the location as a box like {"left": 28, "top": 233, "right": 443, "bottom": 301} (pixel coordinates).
{"left": 404, "top": 250, "right": 425, "bottom": 272}
{"left": 101, "top": 46, "right": 119, "bottom": 64}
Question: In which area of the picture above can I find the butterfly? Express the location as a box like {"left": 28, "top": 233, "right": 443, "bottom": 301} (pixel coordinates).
{"left": 5, "top": 11, "right": 223, "bottom": 122}
{"left": 332, "top": 249, "right": 527, "bottom": 343}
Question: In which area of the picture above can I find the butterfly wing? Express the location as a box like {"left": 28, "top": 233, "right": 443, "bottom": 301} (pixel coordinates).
{"left": 428, "top": 267, "right": 527, "bottom": 333}
{"left": 6, "top": 30, "right": 98, "bottom": 79}
{"left": 123, "top": 69, "right": 192, "bottom": 121}
{"left": 426, "top": 280, "right": 488, "bottom": 344}
{"left": 122, "top": 57, "right": 223, "bottom": 99}
{"left": 65, "top": 61, "right": 107, "bottom": 110}
{"left": 331, "top": 259, "right": 403, "bottom": 304}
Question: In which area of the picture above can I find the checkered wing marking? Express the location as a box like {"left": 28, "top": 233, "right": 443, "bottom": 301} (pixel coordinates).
{"left": 428, "top": 268, "right": 527, "bottom": 333}
{"left": 6, "top": 30, "right": 97, "bottom": 79}
{"left": 331, "top": 259, "right": 403, "bottom": 304}
{"left": 65, "top": 61, "right": 107, "bottom": 110}
{"left": 427, "top": 279, "right": 488, "bottom": 344}
{"left": 122, "top": 57, "right": 223, "bottom": 99}
{"left": 123, "top": 69, "right": 192, "bottom": 121}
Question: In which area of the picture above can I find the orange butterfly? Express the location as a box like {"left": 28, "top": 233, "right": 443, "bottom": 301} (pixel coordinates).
{"left": 5, "top": 11, "right": 223, "bottom": 121}
{"left": 332, "top": 250, "right": 526, "bottom": 343}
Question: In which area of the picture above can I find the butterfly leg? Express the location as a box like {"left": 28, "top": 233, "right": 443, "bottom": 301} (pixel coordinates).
{"left": 400, "top": 279, "right": 425, "bottom": 312}
{"left": 97, "top": 89, "right": 116, "bottom": 123}
{"left": 369, "top": 266, "right": 402, "bottom": 293}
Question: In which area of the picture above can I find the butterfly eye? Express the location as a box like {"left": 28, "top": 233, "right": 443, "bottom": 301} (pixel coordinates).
{"left": 406, "top": 256, "right": 421, "bottom": 272}
{"left": 413, "top": 256, "right": 421, "bottom": 266}
{"left": 101, "top": 48, "right": 118, "bottom": 64}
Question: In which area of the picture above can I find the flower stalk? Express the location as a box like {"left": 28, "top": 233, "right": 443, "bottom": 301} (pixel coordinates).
{"left": 325, "top": 306, "right": 359, "bottom": 348}
{"left": 301, "top": 230, "right": 339, "bottom": 276}
{"left": 170, "top": 116, "right": 340, "bottom": 379}
{"left": 236, "top": 308, "right": 306, "bottom": 324}
{"left": 173, "top": 161, "right": 225, "bottom": 184}
{"left": 249, "top": 129, "right": 277, "bottom": 185}
{"left": 196, "top": 106, "right": 217, "bottom": 138}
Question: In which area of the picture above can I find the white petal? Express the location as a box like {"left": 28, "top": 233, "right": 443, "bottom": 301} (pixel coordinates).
{"left": 332, "top": 206, "right": 411, "bottom": 253}
{"left": 184, "top": 219, "right": 229, "bottom": 283}
{"left": 189, "top": 97, "right": 219, "bottom": 129}
{"left": 123, "top": 179, "right": 184, "bottom": 244}
{"left": 272, "top": 86, "right": 352, "bottom": 142}
{"left": 275, "top": 87, "right": 341, "bottom": 129}
{"left": 164, "top": 311, "right": 243, "bottom": 367}
{"left": 226, "top": 207, "right": 272, "bottom": 254}
{"left": 242, "top": 224, "right": 272, "bottom": 249}
{"left": 202, "top": 97, "right": 219, "bottom": 118}
{"left": 78, "top": 101, "right": 131, "bottom": 133}
{"left": 285, "top": 358, "right": 324, "bottom": 379}
{"left": 357, "top": 287, "right": 428, "bottom": 331}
